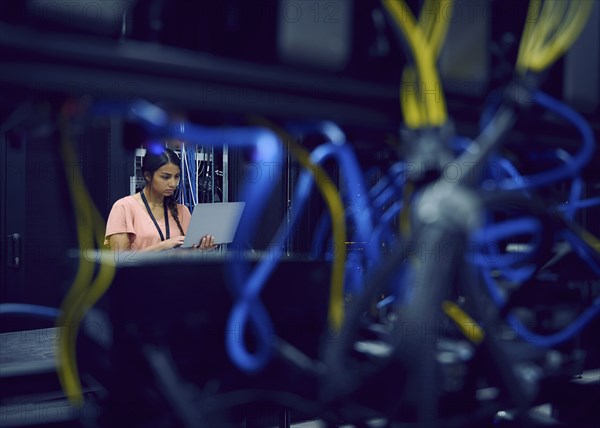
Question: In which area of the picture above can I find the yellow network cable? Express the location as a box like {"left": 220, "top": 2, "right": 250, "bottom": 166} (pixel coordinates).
{"left": 529, "top": 1, "right": 593, "bottom": 71}
{"left": 402, "top": 0, "right": 453, "bottom": 126}
{"left": 248, "top": 116, "right": 348, "bottom": 331}
{"left": 56, "top": 111, "right": 116, "bottom": 406}
{"left": 572, "top": 224, "right": 600, "bottom": 255}
{"left": 515, "top": 1, "right": 597, "bottom": 250}
{"left": 384, "top": 0, "right": 433, "bottom": 126}
{"left": 442, "top": 300, "right": 485, "bottom": 345}
{"left": 517, "top": 0, "right": 593, "bottom": 74}
{"left": 383, "top": 0, "right": 451, "bottom": 127}
{"left": 418, "top": 0, "right": 434, "bottom": 41}
{"left": 428, "top": 0, "right": 453, "bottom": 59}
{"left": 529, "top": 0, "right": 567, "bottom": 57}
{"left": 523, "top": 0, "right": 554, "bottom": 63}
{"left": 516, "top": 0, "right": 541, "bottom": 74}
{"left": 400, "top": 67, "right": 425, "bottom": 128}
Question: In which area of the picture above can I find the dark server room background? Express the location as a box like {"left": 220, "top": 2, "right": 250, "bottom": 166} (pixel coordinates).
{"left": 1, "top": 1, "right": 599, "bottom": 427}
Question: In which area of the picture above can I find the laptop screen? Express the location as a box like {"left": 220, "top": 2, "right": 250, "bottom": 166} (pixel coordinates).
{"left": 181, "top": 202, "right": 246, "bottom": 247}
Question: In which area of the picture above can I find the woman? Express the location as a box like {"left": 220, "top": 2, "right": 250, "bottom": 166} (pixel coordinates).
{"left": 105, "top": 147, "right": 215, "bottom": 251}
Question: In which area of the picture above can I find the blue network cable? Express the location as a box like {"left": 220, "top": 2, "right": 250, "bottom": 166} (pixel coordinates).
{"left": 372, "top": 200, "right": 403, "bottom": 248}
{"left": 227, "top": 151, "right": 323, "bottom": 371}
{"left": 92, "top": 100, "right": 284, "bottom": 373}
{"left": 452, "top": 133, "right": 538, "bottom": 284}
{"left": 232, "top": 125, "right": 417, "bottom": 370}
{"left": 372, "top": 181, "right": 402, "bottom": 211}
{"left": 235, "top": 129, "right": 399, "bottom": 362}
{"left": 191, "top": 145, "right": 197, "bottom": 203}
{"left": 135, "top": 104, "right": 282, "bottom": 370}
{"left": 180, "top": 144, "right": 187, "bottom": 206}
{"left": 472, "top": 218, "right": 539, "bottom": 285}
{"left": 559, "top": 196, "right": 600, "bottom": 212}
{"left": 369, "top": 165, "right": 408, "bottom": 248}
{"left": 369, "top": 170, "right": 392, "bottom": 201}
{"left": 311, "top": 212, "right": 333, "bottom": 259}
{"left": 496, "top": 91, "right": 595, "bottom": 191}
{"left": 473, "top": 215, "right": 600, "bottom": 347}
{"left": 478, "top": 89, "right": 504, "bottom": 133}
{"left": 313, "top": 161, "right": 405, "bottom": 258}
{"left": 471, "top": 87, "right": 598, "bottom": 327}
{"left": 286, "top": 121, "right": 346, "bottom": 146}
{"left": 564, "top": 176, "right": 583, "bottom": 221}
{"left": 470, "top": 217, "right": 542, "bottom": 268}
{"left": 369, "top": 162, "right": 405, "bottom": 203}
{"left": 488, "top": 157, "right": 524, "bottom": 186}
{"left": 311, "top": 142, "right": 379, "bottom": 265}
{"left": 165, "top": 125, "right": 282, "bottom": 373}
{"left": 285, "top": 121, "right": 385, "bottom": 303}
{"left": 0, "top": 303, "right": 61, "bottom": 319}
{"left": 561, "top": 229, "right": 600, "bottom": 277}
{"left": 179, "top": 144, "right": 187, "bottom": 208}
{"left": 452, "top": 134, "right": 527, "bottom": 192}
{"left": 472, "top": 207, "right": 599, "bottom": 348}
{"left": 287, "top": 121, "right": 379, "bottom": 266}
{"left": 224, "top": 130, "right": 282, "bottom": 372}
{"left": 477, "top": 90, "right": 595, "bottom": 209}
{"left": 90, "top": 100, "right": 170, "bottom": 130}
{"left": 480, "top": 267, "right": 600, "bottom": 348}
{"left": 182, "top": 144, "right": 197, "bottom": 207}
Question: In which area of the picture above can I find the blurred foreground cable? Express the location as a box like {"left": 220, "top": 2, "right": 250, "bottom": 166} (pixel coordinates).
{"left": 55, "top": 102, "right": 116, "bottom": 406}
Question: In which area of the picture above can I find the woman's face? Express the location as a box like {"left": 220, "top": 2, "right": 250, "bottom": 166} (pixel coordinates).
{"left": 147, "top": 162, "right": 181, "bottom": 197}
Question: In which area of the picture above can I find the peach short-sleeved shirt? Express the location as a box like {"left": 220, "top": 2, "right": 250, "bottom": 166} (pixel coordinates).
{"left": 104, "top": 195, "right": 191, "bottom": 250}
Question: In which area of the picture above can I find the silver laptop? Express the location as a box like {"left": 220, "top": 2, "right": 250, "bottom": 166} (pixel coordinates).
{"left": 181, "top": 202, "right": 246, "bottom": 247}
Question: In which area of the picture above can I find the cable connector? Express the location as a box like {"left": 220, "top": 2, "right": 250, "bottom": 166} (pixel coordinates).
{"left": 400, "top": 122, "right": 455, "bottom": 185}
{"left": 502, "top": 73, "right": 540, "bottom": 114}
{"left": 415, "top": 181, "right": 483, "bottom": 232}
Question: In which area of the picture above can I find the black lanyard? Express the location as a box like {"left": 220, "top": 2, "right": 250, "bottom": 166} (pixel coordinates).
{"left": 140, "top": 191, "right": 170, "bottom": 241}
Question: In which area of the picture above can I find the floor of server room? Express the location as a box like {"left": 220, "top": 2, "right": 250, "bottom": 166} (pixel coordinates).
{"left": 0, "top": 327, "right": 370, "bottom": 428}
{"left": 3, "top": 327, "right": 597, "bottom": 428}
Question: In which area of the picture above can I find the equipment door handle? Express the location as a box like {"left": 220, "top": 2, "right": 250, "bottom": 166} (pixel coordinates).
{"left": 7, "top": 233, "right": 21, "bottom": 269}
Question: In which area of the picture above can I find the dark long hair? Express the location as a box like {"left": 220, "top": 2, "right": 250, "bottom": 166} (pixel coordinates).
{"left": 142, "top": 147, "right": 185, "bottom": 235}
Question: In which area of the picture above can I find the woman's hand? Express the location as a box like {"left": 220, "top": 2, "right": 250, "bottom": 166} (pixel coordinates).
{"left": 161, "top": 236, "right": 186, "bottom": 250}
{"left": 193, "top": 235, "right": 217, "bottom": 250}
